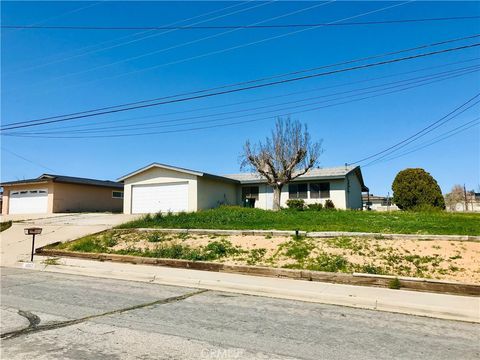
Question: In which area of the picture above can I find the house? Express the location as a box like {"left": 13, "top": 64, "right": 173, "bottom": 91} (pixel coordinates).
{"left": 1, "top": 174, "right": 124, "bottom": 215}
{"left": 362, "top": 194, "right": 399, "bottom": 211}
{"left": 119, "top": 163, "right": 368, "bottom": 214}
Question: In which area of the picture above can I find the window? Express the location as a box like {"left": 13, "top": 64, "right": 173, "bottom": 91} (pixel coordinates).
{"left": 242, "top": 186, "right": 259, "bottom": 200}
{"left": 112, "top": 191, "right": 124, "bottom": 199}
{"left": 289, "top": 183, "right": 308, "bottom": 199}
{"left": 310, "top": 182, "right": 330, "bottom": 199}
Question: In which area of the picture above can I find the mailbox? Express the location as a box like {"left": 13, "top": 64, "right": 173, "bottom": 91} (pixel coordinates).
{"left": 24, "top": 227, "right": 42, "bottom": 236}
{"left": 24, "top": 227, "right": 42, "bottom": 262}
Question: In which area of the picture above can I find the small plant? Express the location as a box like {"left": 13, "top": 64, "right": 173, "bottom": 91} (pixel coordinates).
{"left": 247, "top": 248, "right": 267, "bottom": 265}
{"left": 175, "top": 232, "right": 189, "bottom": 241}
{"left": 304, "top": 252, "right": 349, "bottom": 273}
{"left": 286, "top": 199, "right": 305, "bottom": 210}
{"left": 324, "top": 199, "right": 335, "bottom": 209}
{"left": 102, "top": 233, "right": 118, "bottom": 247}
{"left": 264, "top": 234, "right": 272, "bottom": 240}
{"left": 388, "top": 277, "right": 401, "bottom": 289}
{"left": 147, "top": 232, "right": 165, "bottom": 243}
{"left": 307, "top": 203, "right": 323, "bottom": 211}
{"left": 42, "top": 257, "right": 61, "bottom": 266}
{"left": 281, "top": 237, "right": 314, "bottom": 263}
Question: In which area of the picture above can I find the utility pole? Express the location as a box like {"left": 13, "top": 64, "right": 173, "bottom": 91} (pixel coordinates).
{"left": 463, "top": 184, "right": 468, "bottom": 212}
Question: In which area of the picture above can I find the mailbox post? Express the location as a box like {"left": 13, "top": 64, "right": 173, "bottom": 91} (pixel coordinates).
{"left": 24, "top": 227, "right": 42, "bottom": 262}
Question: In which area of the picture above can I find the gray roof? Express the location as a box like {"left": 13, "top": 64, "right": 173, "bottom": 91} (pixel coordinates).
{"left": 1, "top": 174, "right": 123, "bottom": 189}
{"left": 224, "top": 165, "right": 359, "bottom": 182}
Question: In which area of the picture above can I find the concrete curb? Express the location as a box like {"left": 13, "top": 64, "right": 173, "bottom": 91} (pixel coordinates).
{"left": 114, "top": 228, "right": 480, "bottom": 241}
{"left": 36, "top": 248, "right": 480, "bottom": 296}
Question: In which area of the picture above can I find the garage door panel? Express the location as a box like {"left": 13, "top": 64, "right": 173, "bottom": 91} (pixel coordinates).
{"left": 9, "top": 189, "right": 48, "bottom": 214}
{"left": 131, "top": 183, "right": 188, "bottom": 214}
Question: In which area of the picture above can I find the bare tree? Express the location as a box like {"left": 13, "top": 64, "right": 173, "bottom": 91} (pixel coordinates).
{"left": 444, "top": 184, "right": 464, "bottom": 211}
{"left": 241, "top": 117, "right": 322, "bottom": 210}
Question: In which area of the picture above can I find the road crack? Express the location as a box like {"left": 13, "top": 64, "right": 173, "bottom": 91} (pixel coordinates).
{"left": 1, "top": 289, "right": 208, "bottom": 340}
{"left": 18, "top": 310, "right": 41, "bottom": 328}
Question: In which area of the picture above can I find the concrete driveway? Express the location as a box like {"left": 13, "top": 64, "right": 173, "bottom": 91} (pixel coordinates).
{"left": 0, "top": 213, "right": 138, "bottom": 267}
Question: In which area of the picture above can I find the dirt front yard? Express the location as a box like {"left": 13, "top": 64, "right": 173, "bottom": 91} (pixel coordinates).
{"left": 51, "top": 230, "right": 480, "bottom": 284}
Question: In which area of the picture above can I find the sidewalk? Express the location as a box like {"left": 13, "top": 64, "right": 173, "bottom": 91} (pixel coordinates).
{"left": 22, "top": 255, "right": 480, "bottom": 323}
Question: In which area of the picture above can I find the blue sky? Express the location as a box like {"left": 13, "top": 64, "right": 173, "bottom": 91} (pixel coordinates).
{"left": 1, "top": 1, "right": 479, "bottom": 195}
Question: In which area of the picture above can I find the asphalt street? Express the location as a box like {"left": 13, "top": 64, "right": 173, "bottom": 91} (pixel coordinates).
{"left": 1, "top": 267, "right": 479, "bottom": 360}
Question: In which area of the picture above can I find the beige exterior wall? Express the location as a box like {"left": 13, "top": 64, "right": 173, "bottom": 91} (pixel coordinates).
{"left": 2, "top": 182, "right": 54, "bottom": 214}
{"left": 345, "top": 172, "right": 363, "bottom": 210}
{"left": 1, "top": 181, "right": 122, "bottom": 214}
{"left": 52, "top": 182, "right": 123, "bottom": 213}
{"left": 197, "top": 177, "right": 238, "bottom": 210}
{"left": 123, "top": 167, "right": 198, "bottom": 214}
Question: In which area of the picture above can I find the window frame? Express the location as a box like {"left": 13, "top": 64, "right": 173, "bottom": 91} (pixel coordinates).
{"left": 112, "top": 191, "right": 124, "bottom": 199}
{"left": 242, "top": 186, "right": 259, "bottom": 200}
{"left": 310, "top": 182, "right": 330, "bottom": 199}
{"left": 288, "top": 183, "right": 308, "bottom": 199}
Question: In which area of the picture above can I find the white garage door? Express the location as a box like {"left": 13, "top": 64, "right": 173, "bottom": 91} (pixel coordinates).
{"left": 9, "top": 189, "right": 48, "bottom": 214}
{"left": 131, "top": 183, "right": 188, "bottom": 214}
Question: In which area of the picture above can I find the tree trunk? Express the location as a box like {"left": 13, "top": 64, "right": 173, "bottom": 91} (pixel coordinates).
{"left": 272, "top": 185, "right": 283, "bottom": 211}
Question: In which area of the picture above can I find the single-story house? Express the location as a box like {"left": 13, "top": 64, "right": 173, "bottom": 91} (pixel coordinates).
{"left": 362, "top": 194, "right": 399, "bottom": 211}
{"left": 1, "top": 174, "right": 124, "bottom": 215}
{"left": 118, "top": 163, "right": 368, "bottom": 214}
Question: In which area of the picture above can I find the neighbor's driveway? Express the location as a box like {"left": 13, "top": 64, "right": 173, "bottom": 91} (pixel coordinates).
{"left": 0, "top": 213, "right": 138, "bottom": 267}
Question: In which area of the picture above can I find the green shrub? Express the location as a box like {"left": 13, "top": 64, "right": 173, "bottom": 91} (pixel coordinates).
{"left": 324, "top": 200, "right": 335, "bottom": 209}
{"left": 392, "top": 168, "right": 445, "bottom": 210}
{"left": 286, "top": 199, "right": 305, "bottom": 210}
{"left": 388, "top": 277, "right": 401, "bottom": 289}
{"left": 307, "top": 203, "right": 323, "bottom": 211}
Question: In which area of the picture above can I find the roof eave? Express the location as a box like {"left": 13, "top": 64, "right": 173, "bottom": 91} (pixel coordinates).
{"left": 117, "top": 162, "right": 203, "bottom": 181}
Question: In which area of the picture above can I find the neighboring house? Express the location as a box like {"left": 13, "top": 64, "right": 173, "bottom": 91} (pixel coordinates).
{"left": 1, "top": 174, "right": 124, "bottom": 215}
{"left": 119, "top": 163, "right": 368, "bottom": 214}
{"left": 362, "top": 194, "right": 399, "bottom": 211}
{"left": 450, "top": 192, "right": 480, "bottom": 212}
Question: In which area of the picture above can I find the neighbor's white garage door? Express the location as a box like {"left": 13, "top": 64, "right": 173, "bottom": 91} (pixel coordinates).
{"left": 9, "top": 189, "right": 48, "bottom": 214}
{"left": 131, "top": 183, "right": 188, "bottom": 214}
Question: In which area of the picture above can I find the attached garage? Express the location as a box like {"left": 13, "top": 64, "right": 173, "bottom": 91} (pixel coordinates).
{"left": 119, "top": 163, "right": 239, "bottom": 214}
{"left": 131, "top": 183, "right": 188, "bottom": 214}
{"left": 9, "top": 189, "right": 48, "bottom": 214}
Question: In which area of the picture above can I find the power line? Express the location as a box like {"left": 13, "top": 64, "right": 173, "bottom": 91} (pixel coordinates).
{"left": 5, "top": 32, "right": 479, "bottom": 129}
{"left": 12, "top": 64, "right": 479, "bottom": 135}
{"left": 5, "top": 67, "right": 477, "bottom": 139}
{"left": 363, "top": 118, "right": 480, "bottom": 167}
{"left": 350, "top": 93, "right": 480, "bottom": 166}
{"left": 12, "top": 1, "right": 329, "bottom": 94}
{"left": 28, "top": 0, "right": 413, "bottom": 97}
{"left": 4, "top": 0, "right": 255, "bottom": 76}
{"left": 23, "top": 56, "right": 479, "bottom": 133}
{"left": 2, "top": 41, "right": 479, "bottom": 132}
{"left": 5, "top": 15, "right": 480, "bottom": 31}
{"left": 1, "top": 147, "right": 57, "bottom": 172}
